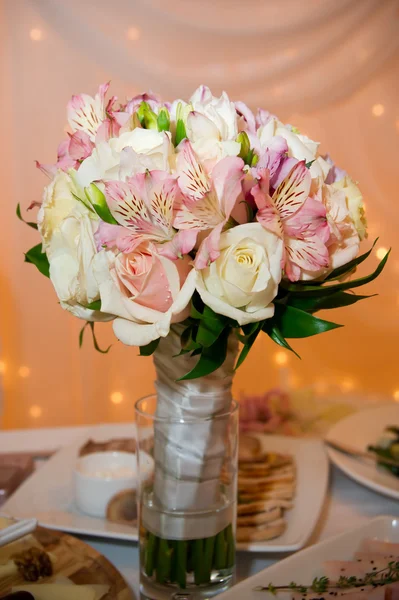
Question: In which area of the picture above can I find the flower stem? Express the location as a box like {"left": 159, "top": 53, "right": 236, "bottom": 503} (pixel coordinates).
{"left": 193, "top": 539, "right": 204, "bottom": 585}
{"left": 176, "top": 540, "right": 188, "bottom": 588}
{"left": 144, "top": 532, "right": 158, "bottom": 577}
{"left": 214, "top": 530, "right": 228, "bottom": 570}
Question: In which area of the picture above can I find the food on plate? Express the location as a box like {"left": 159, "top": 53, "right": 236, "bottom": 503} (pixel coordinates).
{"left": 12, "top": 583, "right": 109, "bottom": 600}
{"left": 1, "top": 593, "right": 35, "bottom": 599}
{"left": 106, "top": 488, "right": 137, "bottom": 525}
{"left": 12, "top": 548, "right": 52, "bottom": 582}
{"left": 368, "top": 426, "right": 399, "bottom": 477}
{"left": 79, "top": 438, "right": 136, "bottom": 457}
{"left": 255, "top": 537, "right": 399, "bottom": 596}
{"left": 239, "top": 388, "right": 358, "bottom": 437}
{"left": 237, "top": 434, "right": 295, "bottom": 543}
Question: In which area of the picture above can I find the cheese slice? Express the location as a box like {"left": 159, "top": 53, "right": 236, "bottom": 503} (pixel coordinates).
{"left": 13, "top": 584, "right": 95, "bottom": 600}
{"left": 0, "top": 560, "right": 17, "bottom": 578}
{"left": 13, "top": 583, "right": 109, "bottom": 600}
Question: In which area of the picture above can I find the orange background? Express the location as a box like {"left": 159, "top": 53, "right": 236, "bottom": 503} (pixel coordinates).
{"left": 0, "top": 1, "right": 398, "bottom": 429}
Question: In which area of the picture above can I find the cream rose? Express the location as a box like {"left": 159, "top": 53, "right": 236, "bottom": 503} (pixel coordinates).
{"left": 38, "top": 171, "right": 111, "bottom": 321}
{"left": 186, "top": 86, "right": 241, "bottom": 165}
{"left": 332, "top": 176, "right": 367, "bottom": 241}
{"left": 258, "top": 119, "right": 330, "bottom": 180}
{"left": 195, "top": 223, "right": 283, "bottom": 325}
{"left": 75, "top": 129, "right": 173, "bottom": 189}
{"left": 93, "top": 244, "right": 196, "bottom": 346}
{"left": 38, "top": 171, "right": 77, "bottom": 250}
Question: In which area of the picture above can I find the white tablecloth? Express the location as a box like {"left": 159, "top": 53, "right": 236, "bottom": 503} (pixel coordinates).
{"left": 1, "top": 425, "right": 398, "bottom": 598}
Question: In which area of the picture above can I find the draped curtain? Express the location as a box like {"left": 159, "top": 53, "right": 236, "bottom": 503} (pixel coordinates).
{"left": 0, "top": 0, "right": 398, "bottom": 428}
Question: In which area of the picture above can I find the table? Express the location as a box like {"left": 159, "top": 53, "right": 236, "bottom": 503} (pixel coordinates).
{"left": 1, "top": 424, "right": 398, "bottom": 598}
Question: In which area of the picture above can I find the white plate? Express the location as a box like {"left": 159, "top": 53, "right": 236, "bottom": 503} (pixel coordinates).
{"left": 326, "top": 404, "right": 399, "bottom": 500}
{"left": 2, "top": 424, "right": 140, "bottom": 542}
{"left": 2, "top": 429, "right": 328, "bottom": 552}
{"left": 220, "top": 515, "right": 399, "bottom": 599}
{"left": 237, "top": 435, "right": 329, "bottom": 552}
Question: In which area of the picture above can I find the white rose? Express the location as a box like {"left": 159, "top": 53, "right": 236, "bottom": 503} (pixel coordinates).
{"left": 195, "top": 223, "right": 283, "bottom": 326}
{"left": 186, "top": 86, "right": 240, "bottom": 164}
{"left": 332, "top": 176, "right": 367, "bottom": 241}
{"left": 258, "top": 119, "right": 330, "bottom": 180}
{"left": 93, "top": 247, "right": 196, "bottom": 347}
{"left": 38, "top": 171, "right": 77, "bottom": 250}
{"left": 75, "top": 129, "right": 173, "bottom": 189}
{"left": 38, "top": 171, "right": 111, "bottom": 321}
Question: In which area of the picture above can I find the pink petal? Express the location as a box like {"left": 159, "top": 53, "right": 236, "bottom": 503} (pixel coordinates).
{"left": 252, "top": 171, "right": 283, "bottom": 238}
{"left": 159, "top": 229, "right": 197, "bottom": 260}
{"left": 68, "top": 130, "right": 94, "bottom": 160}
{"left": 94, "top": 221, "right": 121, "bottom": 251}
{"left": 285, "top": 235, "right": 330, "bottom": 281}
{"left": 125, "top": 91, "right": 162, "bottom": 114}
{"left": 35, "top": 160, "right": 57, "bottom": 179}
{"left": 285, "top": 197, "right": 329, "bottom": 244}
{"left": 27, "top": 200, "right": 42, "bottom": 210}
{"left": 273, "top": 160, "right": 311, "bottom": 221}
{"left": 270, "top": 156, "right": 298, "bottom": 189}
{"left": 194, "top": 222, "right": 224, "bottom": 269}
{"left": 95, "top": 120, "right": 112, "bottom": 144}
{"left": 176, "top": 140, "right": 211, "bottom": 201}
{"left": 211, "top": 155, "right": 245, "bottom": 219}
{"left": 235, "top": 101, "right": 256, "bottom": 133}
{"left": 256, "top": 109, "right": 276, "bottom": 128}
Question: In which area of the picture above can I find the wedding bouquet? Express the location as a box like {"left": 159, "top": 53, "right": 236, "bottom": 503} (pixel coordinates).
{"left": 20, "top": 83, "right": 387, "bottom": 379}
{"left": 21, "top": 84, "right": 388, "bottom": 593}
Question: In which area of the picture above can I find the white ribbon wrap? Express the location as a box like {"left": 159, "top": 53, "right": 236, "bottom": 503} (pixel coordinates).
{"left": 142, "top": 325, "right": 237, "bottom": 540}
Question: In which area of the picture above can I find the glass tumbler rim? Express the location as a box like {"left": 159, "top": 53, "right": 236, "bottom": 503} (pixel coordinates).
{"left": 135, "top": 393, "right": 238, "bottom": 423}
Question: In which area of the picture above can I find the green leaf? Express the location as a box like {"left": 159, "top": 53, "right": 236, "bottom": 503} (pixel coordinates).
{"left": 84, "top": 299, "right": 102, "bottom": 311}
{"left": 16, "top": 203, "right": 38, "bottom": 230}
{"left": 274, "top": 304, "right": 342, "bottom": 338}
{"left": 262, "top": 322, "right": 300, "bottom": 358}
{"left": 157, "top": 107, "right": 170, "bottom": 132}
{"left": 89, "top": 322, "right": 111, "bottom": 353}
{"left": 305, "top": 159, "right": 315, "bottom": 169}
{"left": 78, "top": 322, "right": 111, "bottom": 353}
{"left": 24, "top": 244, "right": 50, "bottom": 277}
{"left": 175, "top": 119, "right": 187, "bottom": 146}
{"left": 288, "top": 291, "right": 376, "bottom": 313}
{"left": 174, "top": 325, "right": 201, "bottom": 356}
{"left": 196, "top": 306, "right": 227, "bottom": 347}
{"left": 190, "top": 292, "right": 205, "bottom": 320}
{"left": 282, "top": 249, "right": 390, "bottom": 297}
{"left": 178, "top": 330, "right": 229, "bottom": 380}
{"left": 235, "top": 322, "right": 261, "bottom": 370}
{"left": 324, "top": 238, "right": 379, "bottom": 282}
{"left": 79, "top": 322, "right": 89, "bottom": 348}
{"left": 139, "top": 338, "right": 160, "bottom": 356}
{"left": 85, "top": 183, "right": 119, "bottom": 225}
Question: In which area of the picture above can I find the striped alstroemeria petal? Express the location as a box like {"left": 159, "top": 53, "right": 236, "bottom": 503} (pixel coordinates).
{"left": 273, "top": 161, "right": 311, "bottom": 221}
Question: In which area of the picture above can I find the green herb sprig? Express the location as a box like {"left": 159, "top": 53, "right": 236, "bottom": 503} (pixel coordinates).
{"left": 254, "top": 561, "right": 399, "bottom": 594}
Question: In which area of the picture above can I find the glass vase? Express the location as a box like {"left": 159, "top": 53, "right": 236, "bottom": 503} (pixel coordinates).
{"left": 135, "top": 326, "right": 238, "bottom": 600}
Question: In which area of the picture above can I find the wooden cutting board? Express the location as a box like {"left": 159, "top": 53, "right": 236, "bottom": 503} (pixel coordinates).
{"left": 0, "top": 525, "right": 133, "bottom": 599}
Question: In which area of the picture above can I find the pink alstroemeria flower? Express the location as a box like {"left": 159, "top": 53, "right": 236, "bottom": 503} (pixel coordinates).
{"left": 252, "top": 161, "right": 330, "bottom": 281}
{"left": 174, "top": 140, "right": 245, "bottom": 269}
{"left": 36, "top": 139, "right": 78, "bottom": 179}
{"left": 36, "top": 131, "right": 95, "bottom": 179}
{"left": 99, "top": 170, "right": 196, "bottom": 260}
{"left": 67, "top": 82, "right": 112, "bottom": 142}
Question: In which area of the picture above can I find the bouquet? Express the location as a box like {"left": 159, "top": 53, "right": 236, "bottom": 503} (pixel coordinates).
{"left": 20, "top": 83, "right": 388, "bottom": 379}
{"left": 20, "top": 84, "right": 389, "bottom": 593}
